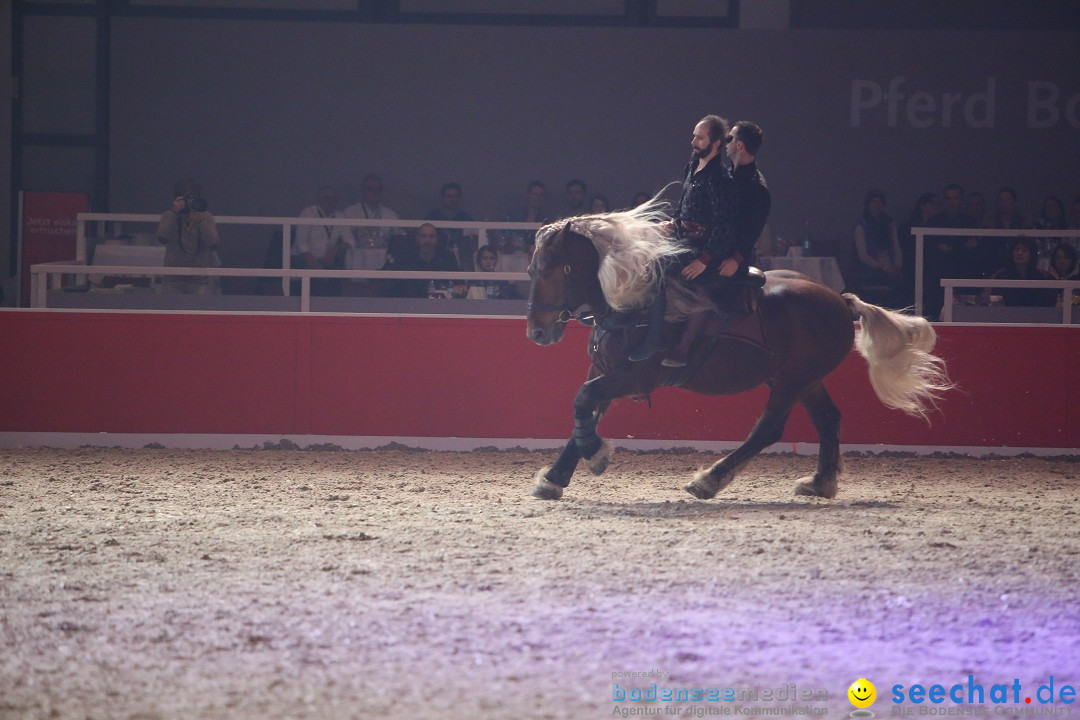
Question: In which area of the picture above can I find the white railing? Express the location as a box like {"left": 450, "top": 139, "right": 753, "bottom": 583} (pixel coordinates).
{"left": 910, "top": 227, "right": 1080, "bottom": 318}
{"left": 75, "top": 212, "right": 541, "bottom": 294}
{"left": 45, "top": 216, "right": 1080, "bottom": 322}
{"left": 29, "top": 261, "right": 528, "bottom": 312}
{"left": 939, "top": 278, "right": 1079, "bottom": 324}
{"left": 25, "top": 212, "right": 540, "bottom": 312}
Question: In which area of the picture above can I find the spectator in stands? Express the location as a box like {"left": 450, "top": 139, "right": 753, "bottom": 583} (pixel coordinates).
{"left": 156, "top": 178, "right": 220, "bottom": 295}
{"left": 964, "top": 191, "right": 987, "bottom": 227}
{"left": 931, "top": 184, "right": 976, "bottom": 229}
{"left": 1068, "top": 197, "right": 1080, "bottom": 230}
{"left": 987, "top": 238, "right": 1056, "bottom": 308}
{"left": 1048, "top": 243, "right": 1080, "bottom": 309}
{"left": 589, "top": 194, "right": 611, "bottom": 214}
{"left": 504, "top": 180, "right": 549, "bottom": 254}
{"left": 1048, "top": 243, "right": 1079, "bottom": 281}
{"left": 631, "top": 192, "right": 652, "bottom": 207}
{"left": 1035, "top": 196, "right": 1068, "bottom": 272}
{"left": 506, "top": 180, "right": 548, "bottom": 225}
{"left": 929, "top": 183, "right": 980, "bottom": 279}
{"left": 344, "top": 174, "right": 399, "bottom": 249}
{"left": 985, "top": 187, "right": 1032, "bottom": 230}
{"left": 382, "top": 223, "right": 461, "bottom": 298}
{"left": 292, "top": 185, "right": 351, "bottom": 296}
{"left": 922, "top": 187, "right": 971, "bottom": 316}
{"left": 899, "top": 192, "right": 939, "bottom": 316}
{"left": 1037, "top": 196, "right": 1067, "bottom": 231}
{"left": 980, "top": 187, "right": 1033, "bottom": 280}
{"left": 853, "top": 189, "right": 903, "bottom": 307}
{"left": 467, "top": 245, "right": 516, "bottom": 299}
{"left": 425, "top": 182, "right": 477, "bottom": 271}
{"left": 557, "top": 179, "right": 588, "bottom": 219}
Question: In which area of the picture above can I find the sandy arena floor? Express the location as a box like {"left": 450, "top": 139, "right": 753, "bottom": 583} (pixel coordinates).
{"left": 1, "top": 446, "right": 1078, "bottom": 720}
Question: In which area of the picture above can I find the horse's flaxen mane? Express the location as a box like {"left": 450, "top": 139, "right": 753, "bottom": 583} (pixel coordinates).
{"left": 537, "top": 197, "right": 685, "bottom": 312}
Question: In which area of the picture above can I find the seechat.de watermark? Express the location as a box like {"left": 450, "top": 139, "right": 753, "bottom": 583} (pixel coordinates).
{"left": 889, "top": 676, "right": 1076, "bottom": 716}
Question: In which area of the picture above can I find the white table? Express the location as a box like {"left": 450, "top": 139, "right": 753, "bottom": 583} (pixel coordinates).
{"left": 89, "top": 243, "right": 166, "bottom": 286}
{"left": 497, "top": 253, "right": 531, "bottom": 273}
{"left": 758, "top": 256, "right": 846, "bottom": 293}
{"left": 344, "top": 247, "right": 388, "bottom": 271}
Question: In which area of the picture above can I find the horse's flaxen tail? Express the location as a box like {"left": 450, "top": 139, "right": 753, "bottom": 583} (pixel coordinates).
{"left": 843, "top": 293, "right": 954, "bottom": 422}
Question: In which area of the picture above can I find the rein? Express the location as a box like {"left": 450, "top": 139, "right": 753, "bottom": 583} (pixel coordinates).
{"left": 525, "top": 298, "right": 593, "bottom": 325}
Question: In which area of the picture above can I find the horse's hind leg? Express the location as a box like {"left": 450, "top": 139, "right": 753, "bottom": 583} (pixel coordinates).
{"left": 685, "top": 387, "right": 797, "bottom": 500}
{"left": 793, "top": 382, "right": 842, "bottom": 499}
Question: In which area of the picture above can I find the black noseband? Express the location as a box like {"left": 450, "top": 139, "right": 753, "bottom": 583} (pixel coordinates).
{"left": 526, "top": 301, "right": 577, "bottom": 324}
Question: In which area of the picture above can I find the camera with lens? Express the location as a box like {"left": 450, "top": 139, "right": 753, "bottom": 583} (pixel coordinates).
{"left": 182, "top": 192, "right": 208, "bottom": 213}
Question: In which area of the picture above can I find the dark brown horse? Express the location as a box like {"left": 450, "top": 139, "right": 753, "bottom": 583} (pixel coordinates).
{"left": 524, "top": 208, "right": 950, "bottom": 501}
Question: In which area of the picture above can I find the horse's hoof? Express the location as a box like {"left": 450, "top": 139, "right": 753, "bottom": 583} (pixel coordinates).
{"left": 685, "top": 471, "right": 721, "bottom": 500}
{"left": 531, "top": 471, "right": 564, "bottom": 501}
{"left": 794, "top": 476, "right": 837, "bottom": 499}
{"left": 685, "top": 465, "right": 736, "bottom": 500}
{"left": 583, "top": 439, "right": 613, "bottom": 476}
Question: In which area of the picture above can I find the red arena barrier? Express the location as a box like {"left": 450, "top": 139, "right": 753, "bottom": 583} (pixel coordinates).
{"left": 1, "top": 311, "right": 1076, "bottom": 452}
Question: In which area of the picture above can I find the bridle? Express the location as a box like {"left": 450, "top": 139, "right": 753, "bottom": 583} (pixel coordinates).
{"left": 526, "top": 224, "right": 603, "bottom": 325}
{"left": 526, "top": 263, "right": 591, "bottom": 324}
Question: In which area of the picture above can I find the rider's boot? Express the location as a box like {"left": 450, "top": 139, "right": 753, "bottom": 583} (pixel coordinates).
{"left": 627, "top": 290, "right": 668, "bottom": 362}
{"left": 662, "top": 309, "right": 708, "bottom": 368}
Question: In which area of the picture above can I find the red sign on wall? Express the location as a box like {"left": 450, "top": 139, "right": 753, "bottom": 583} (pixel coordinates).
{"left": 18, "top": 191, "right": 89, "bottom": 306}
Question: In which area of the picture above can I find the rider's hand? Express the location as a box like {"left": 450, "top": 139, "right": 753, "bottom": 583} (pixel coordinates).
{"left": 681, "top": 259, "right": 707, "bottom": 279}
{"left": 717, "top": 258, "right": 739, "bottom": 277}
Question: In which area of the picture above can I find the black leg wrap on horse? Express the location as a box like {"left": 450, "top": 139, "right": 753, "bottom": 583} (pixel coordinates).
{"left": 573, "top": 419, "right": 602, "bottom": 459}
{"left": 572, "top": 383, "right": 603, "bottom": 457}
{"left": 544, "top": 441, "right": 581, "bottom": 488}
{"left": 544, "top": 465, "right": 573, "bottom": 488}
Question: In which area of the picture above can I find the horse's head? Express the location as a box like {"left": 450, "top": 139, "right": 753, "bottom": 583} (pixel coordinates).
{"left": 526, "top": 222, "right": 602, "bottom": 346}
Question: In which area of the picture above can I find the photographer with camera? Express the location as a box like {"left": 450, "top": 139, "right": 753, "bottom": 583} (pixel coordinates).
{"left": 156, "top": 178, "right": 221, "bottom": 294}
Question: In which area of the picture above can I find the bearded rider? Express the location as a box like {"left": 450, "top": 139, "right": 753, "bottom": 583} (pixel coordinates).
{"left": 628, "top": 114, "right": 737, "bottom": 363}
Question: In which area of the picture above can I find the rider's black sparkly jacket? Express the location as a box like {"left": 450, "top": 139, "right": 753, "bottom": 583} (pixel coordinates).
{"left": 676, "top": 155, "right": 737, "bottom": 264}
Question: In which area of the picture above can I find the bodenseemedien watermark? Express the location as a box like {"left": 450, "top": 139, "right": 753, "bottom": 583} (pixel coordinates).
{"left": 610, "top": 677, "right": 829, "bottom": 718}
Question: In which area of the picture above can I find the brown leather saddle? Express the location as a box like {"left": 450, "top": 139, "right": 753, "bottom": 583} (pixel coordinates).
{"left": 700, "top": 267, "right": 769, "bottom": 352}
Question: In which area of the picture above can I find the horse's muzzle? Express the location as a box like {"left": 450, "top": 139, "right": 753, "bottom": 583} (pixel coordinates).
{"left": 526, "top": 320, "right": 564, "bottom": 346}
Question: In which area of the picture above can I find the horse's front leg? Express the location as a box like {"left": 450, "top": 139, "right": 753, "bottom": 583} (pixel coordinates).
{"left": 531, "top": 376, "right": 619, "bottom": 500}
{"left": 531, "top": 439, "right": 581, "bottom": 500}
{"left": 572, "top": 378, "right": 615, "bottom": 476}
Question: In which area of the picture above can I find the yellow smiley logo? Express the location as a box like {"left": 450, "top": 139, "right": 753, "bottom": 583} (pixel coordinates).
{"left": 848, "top": 678, "right": 877, "bottom": 708}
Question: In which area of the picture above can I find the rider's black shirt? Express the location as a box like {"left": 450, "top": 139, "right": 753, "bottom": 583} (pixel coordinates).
{"left": 730, "top": 161, "right": 771, "bottom": 264}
